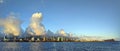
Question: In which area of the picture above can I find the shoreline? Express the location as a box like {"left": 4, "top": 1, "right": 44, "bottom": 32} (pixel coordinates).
{"left": 0, "top": 41, "right": 118, "bottom": 42}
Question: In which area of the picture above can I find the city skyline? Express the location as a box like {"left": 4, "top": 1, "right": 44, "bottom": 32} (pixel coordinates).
{"left": 0, "top": 0, "right": 119, "bottom": 40}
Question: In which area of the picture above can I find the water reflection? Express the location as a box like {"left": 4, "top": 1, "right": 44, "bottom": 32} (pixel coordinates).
{"left": 0, "top": 42, "right": 79, "bottom": 51}
{"left": 2, "top": 42, "right": 20, "bottom": 51}
{"left": 29, "top": 42, "right": 57, "bottom": 51}
{"left": 29, "top": 42, "right": 41, "bottom": 51}
{"left": 29, "top": 42, "right": 73, "bottom": 51}
{"left": 53, "top": 42, "right": 57, "bottom": 51}
{"left": 0, "top": 42, "right": 119, "bottom": 51}
{"left": 57, "top": 42, "right": 73, "bottom": 51}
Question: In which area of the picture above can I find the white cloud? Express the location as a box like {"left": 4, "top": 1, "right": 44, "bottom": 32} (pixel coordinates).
{"left": 26, "top": 12, "right": 45, "bottom": 36}
{"left": 0, "top": 13, "right": 22, "bottom": 36}
{"left": 0, "top": 0, "right": 3, "bottom": 3}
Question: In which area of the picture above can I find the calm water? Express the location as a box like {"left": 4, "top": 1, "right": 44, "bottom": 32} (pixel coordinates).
{"left": 0, "top": 42, "right": 120, "bottom": 51}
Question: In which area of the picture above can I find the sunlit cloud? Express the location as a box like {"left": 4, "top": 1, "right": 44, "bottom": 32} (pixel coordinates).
{"left": 59, "top": 29, "right": 67, "bottom": 36}
{"left": 0, "top": 13, "right": 22, "bottom": 36}
{"left": 26, "top": 12, "right": 45, "bottom": 36}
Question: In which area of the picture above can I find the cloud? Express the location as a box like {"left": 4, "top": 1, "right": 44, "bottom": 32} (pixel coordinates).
{"left": 26, "top": 12, "right": 45, "bottom": 36}
{"left": 0, "top": 0, "right": 3, "bottom": 3}
{"left": 0, "top": 13, "right": 22, "bottom": 36}
{"left": 57, "top": 29, "right": 67, "bottom": 36}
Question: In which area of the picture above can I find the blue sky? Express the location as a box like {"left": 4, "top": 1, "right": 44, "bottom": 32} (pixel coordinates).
{"left": 0, "top": 0, "right": 119, "bottom": 39}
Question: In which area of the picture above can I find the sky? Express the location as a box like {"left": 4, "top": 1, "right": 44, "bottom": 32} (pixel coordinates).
{"left": 0, "top": 0, "right": 120, "bottom": 40}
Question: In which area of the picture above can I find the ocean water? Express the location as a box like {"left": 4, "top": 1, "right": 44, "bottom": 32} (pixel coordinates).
{"left": 0, "top": 42, "right": 120, "bottom": 51}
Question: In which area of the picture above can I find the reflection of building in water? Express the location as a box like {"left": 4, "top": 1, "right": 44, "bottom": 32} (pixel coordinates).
{"left": 2, "top": 42, "right": 20, "bottom": 51}
{"left": 30, "top": 43, "right": 41, "bottom": 51}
